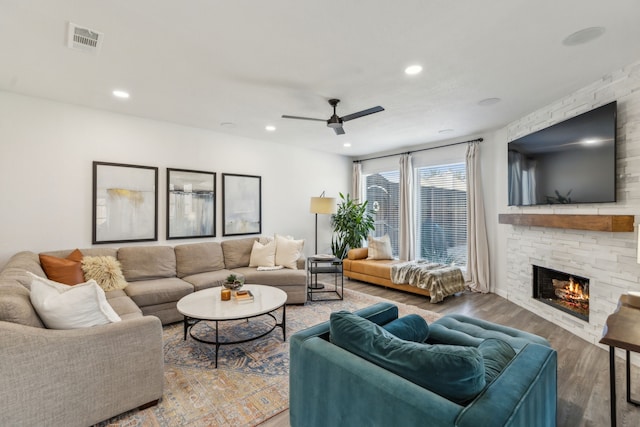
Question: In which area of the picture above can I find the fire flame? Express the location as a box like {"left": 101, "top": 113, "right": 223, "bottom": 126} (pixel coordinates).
{"left": 567, "top": 277, "right": 588, "bottom": 300}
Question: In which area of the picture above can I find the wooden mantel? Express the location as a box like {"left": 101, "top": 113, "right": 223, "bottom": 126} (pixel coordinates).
{"left": 498, "top": 213, "right": 635, "bottom": 232}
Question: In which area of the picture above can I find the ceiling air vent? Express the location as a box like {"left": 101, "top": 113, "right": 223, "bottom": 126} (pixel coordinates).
{"left": 67, "top": 22, "right": 103, "bottom": 53}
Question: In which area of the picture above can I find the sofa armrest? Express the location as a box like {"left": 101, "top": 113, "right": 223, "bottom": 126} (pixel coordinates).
{"left": 456, "top": 343, "right": 557, "bottom": 427}
{"left": 0, "top": 316, "right": 164, "bottom": 427}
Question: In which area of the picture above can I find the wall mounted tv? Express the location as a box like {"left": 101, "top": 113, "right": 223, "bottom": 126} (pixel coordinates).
{"left": 508, "top": 101, "right": 617, "bottom": 206}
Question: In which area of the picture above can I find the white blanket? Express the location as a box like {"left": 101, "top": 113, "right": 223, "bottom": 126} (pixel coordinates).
{"left": 391, "top": 260, "right": 466, "bottom": 303}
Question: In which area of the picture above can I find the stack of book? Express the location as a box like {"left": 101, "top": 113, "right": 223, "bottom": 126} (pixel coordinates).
{"left": 234, "top": 290, "right": 254, "bottom": 304}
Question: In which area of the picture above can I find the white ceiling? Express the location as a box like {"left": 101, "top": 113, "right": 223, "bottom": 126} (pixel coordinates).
{"left": 2, "top": 0, "right": 639, "bottom": 156}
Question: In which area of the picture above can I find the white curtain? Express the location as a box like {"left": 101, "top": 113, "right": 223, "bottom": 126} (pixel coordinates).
{"left": 466, "top": 142, "right": 490, "bottom": 293}
{"left": 399, "top": 154, "right": 414, "bottom": 261}
{"left": 352, "top": 162, "right": 362, "bottom": 201}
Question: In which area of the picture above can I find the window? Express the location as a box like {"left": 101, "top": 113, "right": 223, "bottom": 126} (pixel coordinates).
{"left": 415, "top": 162, "right": 467, "bottom": 267}
{"left": 364, "top": 170, "right": 400, "bottom": 257}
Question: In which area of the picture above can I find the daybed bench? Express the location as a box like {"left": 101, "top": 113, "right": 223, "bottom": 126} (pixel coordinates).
{"left": 0, "top": 236, "right": 306, "bottom": 426}
{"left": 290, "top": 302, "right": 557, "bottom": 427}
{"left": 343, "top": 247, "right": 467, "bottom": 302}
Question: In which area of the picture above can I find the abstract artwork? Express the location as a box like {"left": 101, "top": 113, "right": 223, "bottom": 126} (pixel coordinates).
{"left": 93, "top": 162, "right": 158, "bottom": 244}
{"left": 167, "top": 168, "right": 216, "bottom": 239}
{"left": 222, "top": 173, "right": 261, "bottom": 236}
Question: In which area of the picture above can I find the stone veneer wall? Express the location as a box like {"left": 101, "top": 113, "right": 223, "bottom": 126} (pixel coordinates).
{"left": 502, "top": 59, "right": 640, "bottom": 347}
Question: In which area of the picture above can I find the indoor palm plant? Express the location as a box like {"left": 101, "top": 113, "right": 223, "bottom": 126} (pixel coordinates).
{"left": 330, "top": 192, "right": 375, "bottom": 259}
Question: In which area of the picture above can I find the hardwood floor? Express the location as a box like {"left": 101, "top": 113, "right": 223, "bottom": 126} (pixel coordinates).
{"left": 260, "top": 279, "right": 640, "bottom": 427}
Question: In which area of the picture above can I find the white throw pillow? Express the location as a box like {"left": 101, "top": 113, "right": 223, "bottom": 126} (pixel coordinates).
{"left": 275, "top": 234, "right": 304, "bottom": 269}
{"left": 367, "top": 234, "right": 394, "bottom": 260}
{"left": 249, "top": 239, "right": 276, "bottom": 267}
{"left": 28, "top": 272, "right": 121, "bottom": 329}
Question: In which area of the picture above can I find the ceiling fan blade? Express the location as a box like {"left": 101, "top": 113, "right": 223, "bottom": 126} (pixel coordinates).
{"left": 281, "top": 114, "right": 326, "bottom": 122}
{"left": 341, "top": 106, "right": 385, "bottom": 122}
{"left": 334, "top": 126, "right": 346, "bottom": 135}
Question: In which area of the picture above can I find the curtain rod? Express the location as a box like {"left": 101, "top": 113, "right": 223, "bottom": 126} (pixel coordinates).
{"left": 353, "top": 137, "right": 483, "bottom": 163}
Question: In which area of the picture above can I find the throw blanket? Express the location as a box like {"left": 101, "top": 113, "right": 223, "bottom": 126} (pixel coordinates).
{"left": 391, "top": 260, "right": 466, "bottom": 303}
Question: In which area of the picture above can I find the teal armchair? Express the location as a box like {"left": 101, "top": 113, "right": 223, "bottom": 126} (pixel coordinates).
{"left": 290, "top": 303, "right": 557, "bottom": 427}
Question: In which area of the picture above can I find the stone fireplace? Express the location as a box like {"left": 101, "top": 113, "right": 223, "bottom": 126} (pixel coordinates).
{"left": 532, "top": 265, "right": 589, "bottom": 322}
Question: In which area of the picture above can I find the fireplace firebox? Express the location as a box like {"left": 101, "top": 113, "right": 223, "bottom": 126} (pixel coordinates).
{"left": 532, "top": 265, "right": 589, "bottom": 321}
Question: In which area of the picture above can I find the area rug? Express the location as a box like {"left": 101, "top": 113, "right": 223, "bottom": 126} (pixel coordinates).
{"left": 96, "top": 289, "right": 441, "bottom": 427}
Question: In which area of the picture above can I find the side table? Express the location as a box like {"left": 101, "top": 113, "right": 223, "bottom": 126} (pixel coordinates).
{"left": 307, "top": 256, "right": 343, "bottom": 301}
{"left": 599, "top": 293, "right": 640, "bottom": 426}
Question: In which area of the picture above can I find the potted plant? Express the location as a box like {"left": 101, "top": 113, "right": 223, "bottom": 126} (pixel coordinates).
{"left": 224, "top": 274, "right": 244, "bottom": 291}
{"left": 330, "top": 192, "right": 375, "bottom": 259}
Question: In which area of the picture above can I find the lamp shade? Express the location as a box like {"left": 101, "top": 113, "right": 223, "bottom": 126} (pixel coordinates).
{"left": 310, "top": 196, "right": 337, "bottom": 215}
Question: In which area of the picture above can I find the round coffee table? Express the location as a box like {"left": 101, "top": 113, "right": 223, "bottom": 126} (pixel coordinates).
{"left": 176, "top": 284, "right": 287, "bottom": 368}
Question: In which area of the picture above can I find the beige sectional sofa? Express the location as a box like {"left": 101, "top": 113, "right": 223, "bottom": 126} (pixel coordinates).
{"left": 0, "top": 236, "right": 306, "bottom": 427}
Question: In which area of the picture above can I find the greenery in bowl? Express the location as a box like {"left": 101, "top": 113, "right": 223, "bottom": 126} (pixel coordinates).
{"left": 224, "top": 274, "right": 244, "bottom": 291}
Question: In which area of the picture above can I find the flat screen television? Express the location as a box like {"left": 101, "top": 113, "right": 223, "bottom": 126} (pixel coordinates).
{"left": 508, "top": 101, "right": 617, "bottom": 206}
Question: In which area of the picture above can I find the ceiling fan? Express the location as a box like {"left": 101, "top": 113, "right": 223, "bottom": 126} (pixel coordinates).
{"left": 282, "top": 99, "right": 384, "bottom": 135}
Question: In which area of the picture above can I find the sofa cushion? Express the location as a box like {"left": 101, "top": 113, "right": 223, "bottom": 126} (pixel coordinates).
{"left": 382, "top": 314, "right": 429, "bottom": 343}
{"left": 28, "top": 272, "right": 121, "bottom": 329}
{"left": 275, "top": 234, "right": 304, "bottom": 269}
{"left": 117, "top": 246, "right": 177, "bottom": 281}
{"left": 81, "top": 256, "right": 128, "bottom": 291}
{"left": 0, "top": 251, "right": 47, "bottom": 290}
{"left": 174, "top": 242, "right": 225, "bottom": 278}
{"left": 233, "top": 266, "right": 306, "bottom": 287}
{"left": 367, "top": 235, "right": 394, "bottom": 260}
{"left": 221, "top": 237, "right": 258, "bottom": 269}
{"left": 105, "top": 292, "right": 143, "bottom": 319}
{"left": 0, "top": 284, "right": 44, "bottom": 328}
{"left": 249, "top": 240, "right": 276, "bottom": 267}
{"left": 330, "top": 310, "right": 485, "bottom": 404}
{"left": 182, "top": 269, "right": 235, "bottom": 292}
{"left": 478, "top": 338, "right": 516, "bottom": 384}
{"left": 39, "top": 249, "right": 85, "bottom": 285}
{"left": 124, "top": 277, "right": 193, "bottom": 307}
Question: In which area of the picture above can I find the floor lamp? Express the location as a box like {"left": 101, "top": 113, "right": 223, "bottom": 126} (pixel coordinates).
{"left": 309, "top": 192, "right": 337, "bottom": 290}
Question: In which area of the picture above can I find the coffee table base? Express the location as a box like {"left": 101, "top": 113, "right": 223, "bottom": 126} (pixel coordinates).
{"left": 182, "top": 305, "right": 286, "bottom": 368}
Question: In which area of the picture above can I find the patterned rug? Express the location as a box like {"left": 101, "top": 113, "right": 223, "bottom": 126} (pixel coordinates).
{"left": 96, "top": 288, "right": 441, "bottom": 427}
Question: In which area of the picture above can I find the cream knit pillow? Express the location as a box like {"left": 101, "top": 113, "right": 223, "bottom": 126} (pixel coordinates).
{"left": 81, "top": 256, "right": 128, "bottom": 291}
{"left": 275, "top": 234, "right": 304, "bottom": 269}
{"left": 366, "top": 235, "right": 394, "bottom": 260}
{"left": 249, "top": 240, "right": 276, "bottom": 267}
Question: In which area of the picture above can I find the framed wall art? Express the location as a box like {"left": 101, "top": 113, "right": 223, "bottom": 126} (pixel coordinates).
{"left": 222, "top": 173, "right": 262, "bottom": 236}
{"left": 92, "top": 161, "right": 158, "bottom": 244}
{"left": 167, "top": 168, "right": 216, "bottom": 239}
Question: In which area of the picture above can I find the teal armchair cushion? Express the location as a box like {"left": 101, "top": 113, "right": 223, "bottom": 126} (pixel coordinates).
{"left": 478, "top": 338, "right": 516, "bottom": 384}
{"left": 382, "top": 313, "right": 429, "bottom": 342}
{"left": 330, "top": 311, "right": 485, "bottom": 403}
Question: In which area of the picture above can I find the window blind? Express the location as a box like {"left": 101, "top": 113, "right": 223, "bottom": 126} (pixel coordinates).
{"left": 415, "top": 162, "right": 467, "bottom": 267}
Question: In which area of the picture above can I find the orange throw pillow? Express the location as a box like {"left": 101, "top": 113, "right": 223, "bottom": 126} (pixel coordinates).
{"left": 39, "top": 249, "right": 85, "bottom": 285}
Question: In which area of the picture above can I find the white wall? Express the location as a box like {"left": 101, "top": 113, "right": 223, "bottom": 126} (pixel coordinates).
{"left": 492, "top": 59, "right": 640, "bottom": 347}
{"left": 0, "top": 91, "right": 350, "bottom": 266}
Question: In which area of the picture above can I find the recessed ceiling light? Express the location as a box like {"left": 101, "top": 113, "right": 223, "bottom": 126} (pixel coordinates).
{"left": 112, "top": 90, "right": 130, "bottom": 99}
{"left": 265, "top": 125, "right": 276, "bottom": 132}
{"left": 220, "top": 122, "right": 235, "bottom": 128}
{"left": 343, "top": 142, "right": 352, "bottom": 148}
{"left": 405, "top": 65, "right": 423, "bottom": 75}
{"left": 438, "top": 129, "right": 454, "bottom": 134}
{"left": 478, "top": 97, "right": 501, "bottom": 106}
{"left": 562, "top": 27, "right": 606, "bottom": 46}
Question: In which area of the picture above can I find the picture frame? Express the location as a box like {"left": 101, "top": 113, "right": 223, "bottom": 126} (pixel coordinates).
{"left": 222, "top": 173, "right": 262, "bottom": 236}
{"left": 92, "top": 161, "right": 158, "bottom": 244}
{"left": 167, "top": 168, "right": 216, "bottom": 239}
